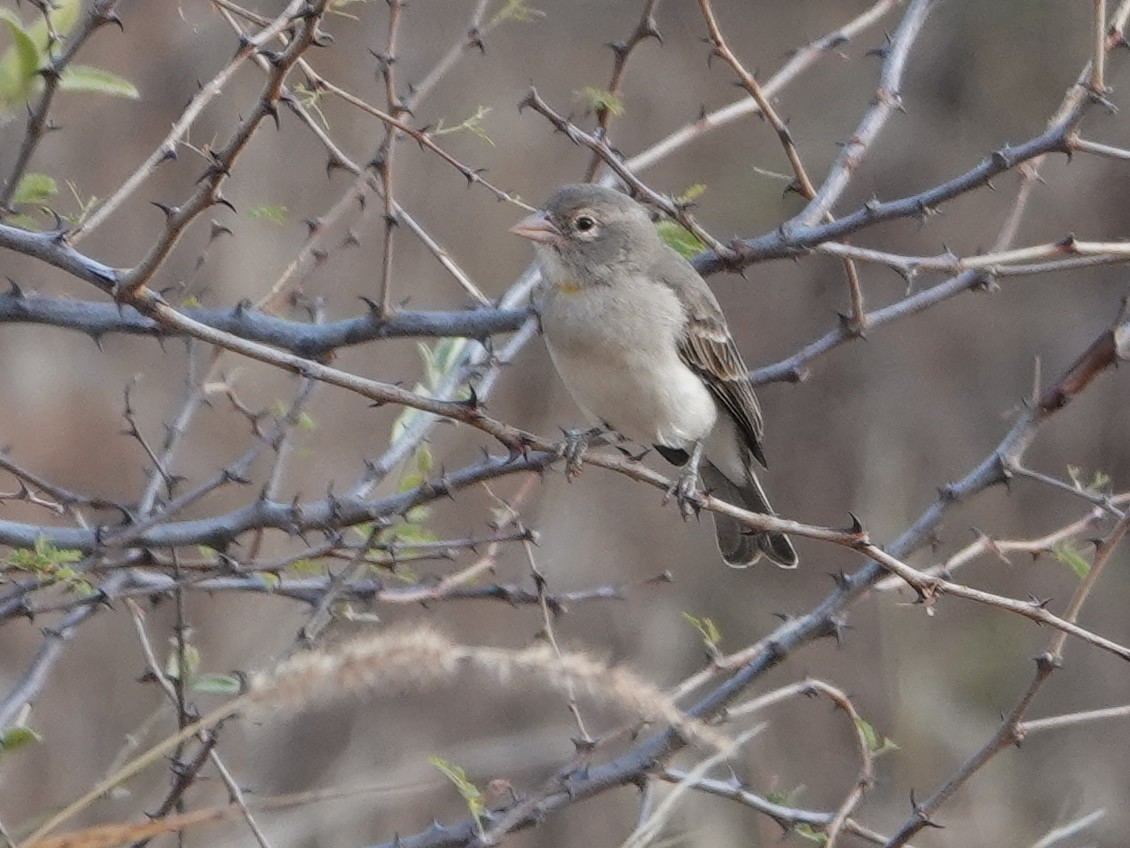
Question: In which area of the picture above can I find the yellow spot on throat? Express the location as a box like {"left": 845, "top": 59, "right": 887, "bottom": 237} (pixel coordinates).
{"left": 556, "top": 280, "right": 582, "bottom": 295}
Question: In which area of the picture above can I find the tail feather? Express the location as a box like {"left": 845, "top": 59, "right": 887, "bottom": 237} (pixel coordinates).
{"left": 701, "top": 461, "right": 798, "bottom": 568}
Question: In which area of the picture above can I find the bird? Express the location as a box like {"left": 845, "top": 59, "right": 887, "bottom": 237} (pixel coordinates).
{"left": 510, "top": 183, "right": 797, "bottom": 568}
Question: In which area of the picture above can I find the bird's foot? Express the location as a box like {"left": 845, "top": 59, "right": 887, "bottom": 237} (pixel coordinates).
{"left": 559, "top": 427, "right": 602, "bottom": 480}
{"left": 664, "top": 465, "right": 701, "bottom": 520}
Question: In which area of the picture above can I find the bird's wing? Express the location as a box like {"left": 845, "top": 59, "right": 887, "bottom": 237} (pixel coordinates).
{"left": 657, "top": 258, "right": 767, "bottom": 467}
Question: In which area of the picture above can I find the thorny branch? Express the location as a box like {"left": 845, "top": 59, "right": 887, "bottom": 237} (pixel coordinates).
{"left": 1, "top": 1, "right": 1129, "bottom": 847}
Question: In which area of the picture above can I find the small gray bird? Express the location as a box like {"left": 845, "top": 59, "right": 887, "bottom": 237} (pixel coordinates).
{"left": 510, "top": 184, "right": 797, "bottom": 568}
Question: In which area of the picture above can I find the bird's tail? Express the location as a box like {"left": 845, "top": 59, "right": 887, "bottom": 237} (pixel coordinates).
{"left": 701, "top": 461, "right": 798, "bottom": 568}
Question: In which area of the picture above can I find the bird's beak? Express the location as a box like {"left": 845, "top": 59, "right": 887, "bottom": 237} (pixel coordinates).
{"left": 509, "top": 211, "right": 561, "bottom": 245}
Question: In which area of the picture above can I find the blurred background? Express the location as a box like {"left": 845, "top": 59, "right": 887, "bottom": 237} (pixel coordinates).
{"left": 2, "top": 0, "right": 1129, "bottom": 845}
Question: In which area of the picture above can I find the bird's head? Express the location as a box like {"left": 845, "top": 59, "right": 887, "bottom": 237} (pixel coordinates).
{"left": 510, "top": 184, "right": 661, "bottom": 284}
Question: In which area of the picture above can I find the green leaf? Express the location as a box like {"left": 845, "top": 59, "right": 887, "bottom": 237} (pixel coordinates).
{"left": 0, "top": 725, "right": 41, "bottom": 752}
{"left": 764, "top": 783, "right": 806, "bottom": 807}
{"left": 5, "top": 212, "right": 39, "bottom": 230}
{"left": 1053, "top": 541, "right": 1091, "bottom": 579}
{"left": 0, "top": 0, "right": 118, "bottom": 113}
{"left": 681, "top": 611, "right": 722, "bottom": 655}
{"left": 1067, "top": 464, "right": 1111, "bottom": 496}
{"left": 795, "top": 824, "right": 828, "bottom": 844}
{"left": 53, "top": 566, "right": 93, "bottom": 596}
{"left": 574, "top": 86, "right": 624, "bottom": 117}
{"left": 39, "top": 536, "right": 80, "bottom": 564}
{"left": 191, "top": 673, "right": 243, "bottom": 695}
{"left": 657, "top": 220, "right": 705, "bottom": 259}
{"left": 164, "top": 643, "right": 201, "bottom": 683}
{"left": 258, "top": 572, "right": 281, "bottom": 590}
{"left": 431, "top": 105, "right": 494, "bottom": 146}
{"left": 37, "top": 0, "right": 82, "bottom": 42}
{"left": 11, "top": 172, "right": 57, "bottom": 206}
{"left": 676, "top": 184, "right": 707, "bottom": 204}
{"left": 287, "top": 558, "right": 325, "bottom": 575}
{"left": 429, "top": 756, "right": 486, "bottom": 833}
{"left": 853, "top": 716, "right": 899, "bottom": 756}
{"left": 5, "top": 536, "right": 83, "bottom": 584}
{"left": 415, "top": 444, "right": 434, "bottom": 476}
{"left": 855, "top": 716, "right": 878, "bottom": 751}
{"left": 0, "top": 10, "right": 41, "bottom": 111}
{"left": 384, "top": 563, "right": 419, "bottom": 583}
{"left": 381, "top": 520, "right": 438, "bottom": 547}
{"left": 59, "top": 65, "right": 139, "bottom": 99}
{"left": 490, "top": 0, "right": 545, "bottom": 25}
{"left": 248, "top": 205, "right": 288, "bottom": 225}
{"left": 875, "top": 736, "right": 900, "bottom": 756}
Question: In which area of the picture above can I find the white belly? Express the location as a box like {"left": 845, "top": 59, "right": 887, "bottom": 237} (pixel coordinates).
{"left": 546, "top": 338, "right": 718, "bottom": 448}
{"left": 540, "top": 278, "right": 718, "bottom": 449}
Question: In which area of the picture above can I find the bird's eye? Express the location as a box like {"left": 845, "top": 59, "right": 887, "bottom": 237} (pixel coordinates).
{"left": 574, "top": 215, "right": 596, "bottom": 232}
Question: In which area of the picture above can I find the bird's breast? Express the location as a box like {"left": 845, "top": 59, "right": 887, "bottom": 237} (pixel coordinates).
{"left": 539, "top": 278, "right": 717, "bottom": 448}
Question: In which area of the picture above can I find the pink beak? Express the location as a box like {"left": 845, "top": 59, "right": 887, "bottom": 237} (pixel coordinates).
{"left": 509, "top": 211, "right": 562, "bottom": 244}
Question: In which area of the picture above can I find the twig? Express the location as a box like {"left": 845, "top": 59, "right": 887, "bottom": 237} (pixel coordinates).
{"left": 359, "top": 302, "right": 1130, "bottom": 848}
{"left": 625, "top": 0, "right": 902, "bottom": 174}
{"left": 0, "top": 1, "right": 125, "bottom": 208}
{"left": 0, "top": 290, "right": 526, "bottom": 354}
{"left": 581, "top": 0, "right": 662, "bottom": 182}
{"left": 657, "top": 769, "right": 904, "bottom": 847}
{"left": 1092, "top": 0, "right": 1108, "bottom": 93}
{"left": 882, "top": 511, "right": 1130, "bottom": 846}
{"left": 1030, "top": 808, "right": 1106, "bottom": 848}
{"left": 69, "top": 0, "right": 311, "bottom": 242}
{"left": 374, "top": 0, "right": 405, "bottom": 314}
{"left": 115, "top": 0, "right": 330, "bottom": 297}
{"left": 696, "top": 0, "right": 867, "bottom": 330}
{"left": 1020, "top": 704, "right": 1130, "bottom": 736}
{"left": 124, "top": 599, "right": 272, "bottom": 848}
{"left": 0, "top": 574, "right": 128, "bottom": 730}
{"left": 874, "top": 492, "right": 1130, "bottom": 591}
{"left": 801, "top": 0, "right": 933, "bottom": 225}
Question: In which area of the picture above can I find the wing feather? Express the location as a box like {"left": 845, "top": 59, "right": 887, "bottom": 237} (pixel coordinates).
{"left": 657, "top": 260, "right": 767, "bottom": 467}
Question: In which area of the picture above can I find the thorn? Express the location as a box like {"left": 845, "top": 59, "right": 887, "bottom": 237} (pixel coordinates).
{"left": 571, "top": 736, "right": 596, "bottom": 754}
{"left": 1034, "top": 651, "right": 1062, "bottom": 673}
{"left": 209, "top": 220, "right": 233, "bottom": 241}
{"left": 991, "top": 146, "right": 1014, "bottom": 169}
{"left": 641, "top": 15, "right": 662, "bottom": 44}
{"left": 608, "top": 40, "right": 629, "bottom": 61}
{"left": 1056, "top": 232, "right": 1079, "bottom": 252}
{"left": 461, "top": 384, "right": 481, "bottom": 409}
{"left": 909, "top": 788, "right": 944, "bottom": 829}
{"left": 824, "top": 613, "right": 851, "bottom": 645}
{"left": 517, "top": 86, "right": 538, "bottom": 113}
{"left": 467, "top": 26, "right": 485, "bottom": 54}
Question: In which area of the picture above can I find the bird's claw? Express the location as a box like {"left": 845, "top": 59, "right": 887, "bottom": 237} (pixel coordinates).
{"left": 664, "top": 467, "right": 700, "bottom": 520}
{"left": 560, "top": 428, "right": 593, "bottom": 480}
